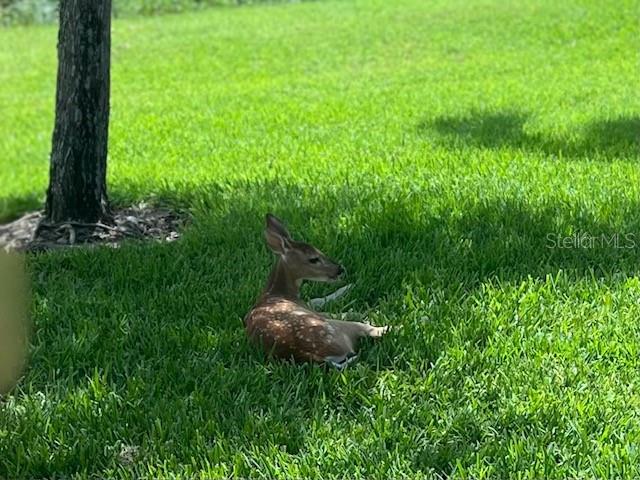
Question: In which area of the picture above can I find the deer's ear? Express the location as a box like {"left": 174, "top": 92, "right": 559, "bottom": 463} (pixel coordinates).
{"left": 265, "top": 213, "right": 291, "bottom": 240}
{"left": 264, "top": 228, "right": 291, "bottom": 255}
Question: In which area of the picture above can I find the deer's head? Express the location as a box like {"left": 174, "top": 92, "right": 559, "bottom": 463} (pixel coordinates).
{"left": 264, "top": 213, "right": 344, "bottom": 283}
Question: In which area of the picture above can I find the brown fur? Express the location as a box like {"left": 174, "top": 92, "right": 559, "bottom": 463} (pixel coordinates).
{"left": 244, "top": 214, "right": 388, "bottom": 366}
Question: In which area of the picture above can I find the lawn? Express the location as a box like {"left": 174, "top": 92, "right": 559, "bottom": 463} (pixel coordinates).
{"left": 1, "top": 0, "right": 639, "bottom": 477}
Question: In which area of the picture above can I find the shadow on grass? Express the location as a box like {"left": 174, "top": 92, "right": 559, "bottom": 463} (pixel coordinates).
{"left": 0, "top": 193, "right": 42, "bottom": 223}
{"left": 418, "top": 111, "right": 640, "bottom": 160}
{"left": 7, "top": 179, "right": 640, "bottom": 476}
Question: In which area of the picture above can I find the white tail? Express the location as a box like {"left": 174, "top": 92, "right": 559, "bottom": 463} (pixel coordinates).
{"left": 244, "top": 214, "right": 389, "bottom": 368}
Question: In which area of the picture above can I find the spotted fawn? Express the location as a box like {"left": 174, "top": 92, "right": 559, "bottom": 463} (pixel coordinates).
{"left": 244, "top": 214, "right": 389, "bottom": 369}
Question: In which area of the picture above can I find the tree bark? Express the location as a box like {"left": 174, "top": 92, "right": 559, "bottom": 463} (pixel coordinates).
{"left": 44, "top": 0, "right": 112, "bottom": 224}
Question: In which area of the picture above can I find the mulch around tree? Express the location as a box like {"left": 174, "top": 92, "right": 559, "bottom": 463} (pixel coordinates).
{"left": 0, "top": 203, "right": 189, "bottom": 253}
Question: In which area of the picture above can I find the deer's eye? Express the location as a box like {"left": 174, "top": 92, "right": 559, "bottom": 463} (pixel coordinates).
{"left": 309, "top": 257, "right": 321, "bottom": 264}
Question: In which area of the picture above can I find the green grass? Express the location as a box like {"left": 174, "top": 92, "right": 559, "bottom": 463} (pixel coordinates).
{"left": 1, "top": 0, "right": 639, "bottom": 477}
{"left": 1, "top": 0, "right": 297, "bottom": 27}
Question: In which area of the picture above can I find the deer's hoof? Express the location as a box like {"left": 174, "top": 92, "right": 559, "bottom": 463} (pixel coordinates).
{"left": 325, "top": 352, "right": 358, "bottom": 370}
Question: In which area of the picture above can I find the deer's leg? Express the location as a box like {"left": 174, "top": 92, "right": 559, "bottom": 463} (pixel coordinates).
{"left": 308, "top": 284, "right": 353, "bottom": 310}
{"left": 326, "top": 319, "right": 389, "bottom": 341}
{"left": 321, "top": 320, "right": 388, "bottom": 369}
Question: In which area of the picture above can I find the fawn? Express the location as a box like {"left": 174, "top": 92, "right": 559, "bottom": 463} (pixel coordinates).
{"left": 244, "top": 214, "right": 389, "bottom": 369}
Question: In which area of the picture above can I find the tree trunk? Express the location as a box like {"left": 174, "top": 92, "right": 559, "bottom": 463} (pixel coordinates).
{"left": 44, "top": 0, "right": 112, "bottom": 224}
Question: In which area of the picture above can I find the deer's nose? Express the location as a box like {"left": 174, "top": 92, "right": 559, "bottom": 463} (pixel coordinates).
{"left": 337, "top": 265, "right": 346, "bottom": 276}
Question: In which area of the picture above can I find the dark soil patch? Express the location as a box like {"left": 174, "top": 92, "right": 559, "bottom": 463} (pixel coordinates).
{"left": 0, "top": 202, "right": 190, "bottom": 253}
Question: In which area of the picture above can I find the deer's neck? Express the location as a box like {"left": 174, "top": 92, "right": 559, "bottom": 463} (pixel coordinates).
{"left": 262, "top": 258, "right": 301, "bottom": 301}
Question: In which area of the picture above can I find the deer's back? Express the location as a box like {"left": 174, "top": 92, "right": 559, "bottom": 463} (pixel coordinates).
{"left": 245, "top": 297, "right": 353, "bottom": 362}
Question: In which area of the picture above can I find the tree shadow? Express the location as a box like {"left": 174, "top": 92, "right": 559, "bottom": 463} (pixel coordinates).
{"left": 0, "top": 193, "right": 42, "bottom": 223}
{"left": 419, "top": 111, "right": 640, "bottom": 160}
{"left": 6, "top": 179, "right": 640, "bottom": 476}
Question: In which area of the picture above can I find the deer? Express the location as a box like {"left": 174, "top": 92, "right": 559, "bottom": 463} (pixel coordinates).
{"left": 244, "top": 214, "right": 389, "bottom": 369}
